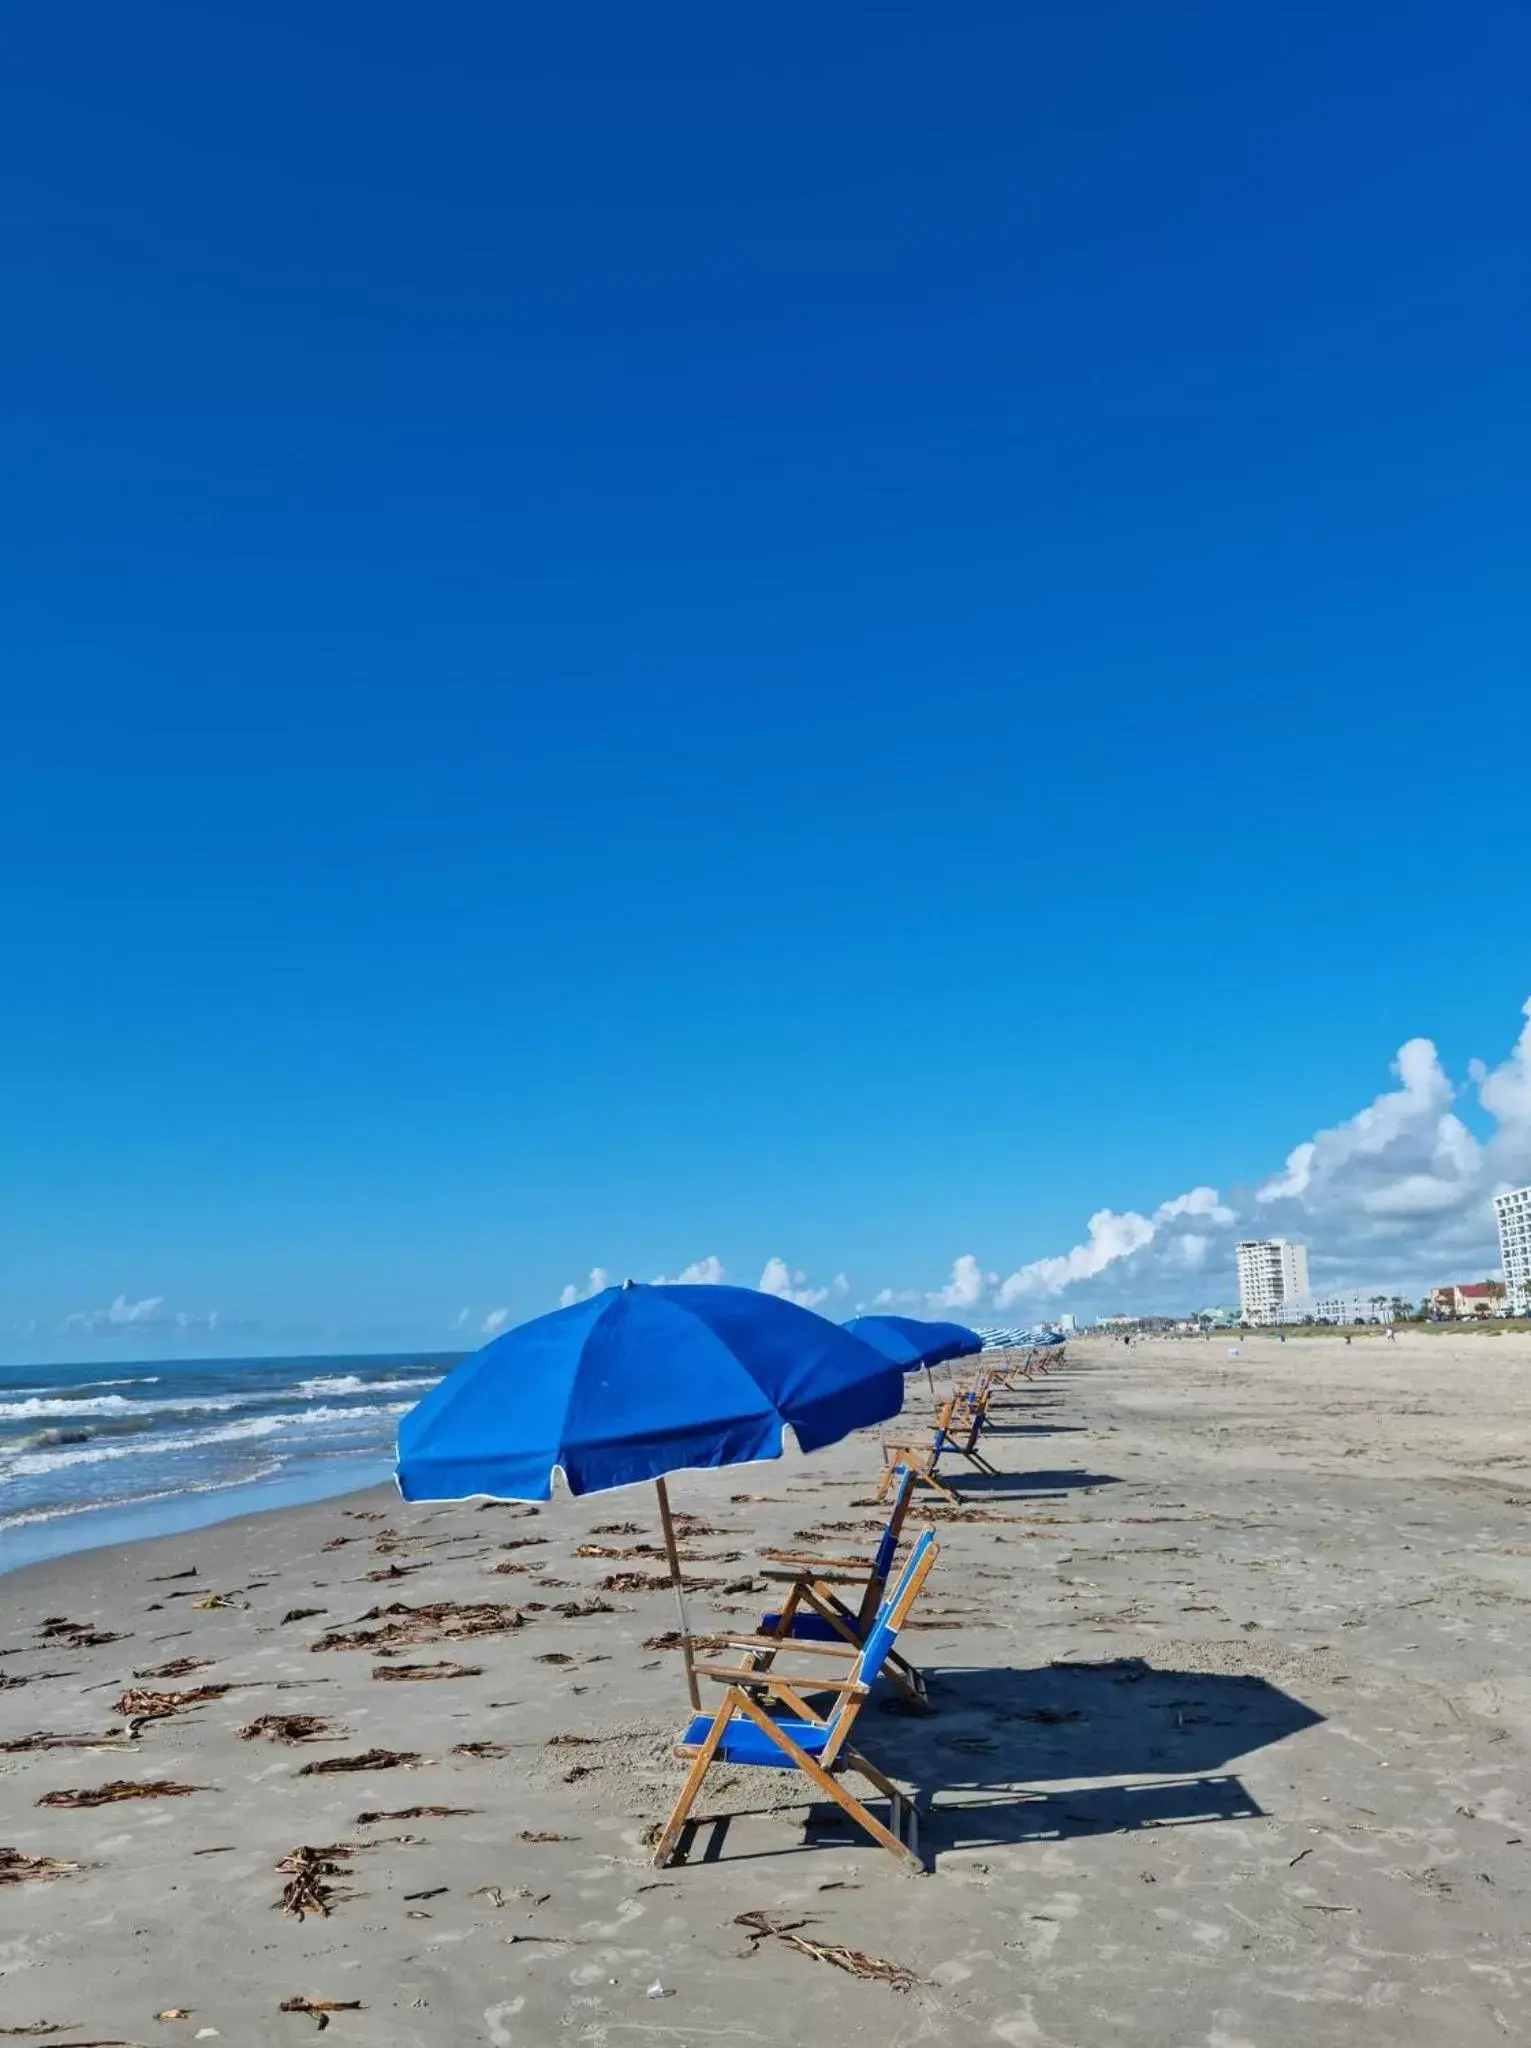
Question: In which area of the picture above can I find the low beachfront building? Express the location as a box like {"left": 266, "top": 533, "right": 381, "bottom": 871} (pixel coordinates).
{"left": 1427, "top": 1281, "right": 1507, "bottom": 1320}
{"left": 1310, "top": 1290, "right": 1396, "bottom": 1325}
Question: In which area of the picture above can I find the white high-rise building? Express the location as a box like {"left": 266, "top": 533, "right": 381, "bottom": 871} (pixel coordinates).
{"left": 1496, "top": 1186, "right": 1531, "bottom": 1314}
{"left": 1237, "top": 1239, "right": 1311, "bottom": 1325}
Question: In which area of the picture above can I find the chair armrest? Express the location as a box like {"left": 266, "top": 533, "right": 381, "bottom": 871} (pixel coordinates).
{"left": 759, "top": 1564, "right": 865, "bottom": 1585}
{"left": 759, "top": 1551, "right": 871, "bottom": 1572}
{"left": 692, "top": 1662, "right": 868, "bottom": 1695}
{"left": 713, "top": 1632, "right": 861, "bottom": 1655}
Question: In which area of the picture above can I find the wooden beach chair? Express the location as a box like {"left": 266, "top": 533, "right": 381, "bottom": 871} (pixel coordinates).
{"left": 752, "top": 1464, "right": 928, "bottom": 1705}
{"left": 876, "top": 1387, "right": 997, "bottom": 1504}
{"left": 975, "top": 1346, "right": 1039, "bottom": 1390}
{"left": 650, "top": 1530, "right": 940, "bottom": 1873}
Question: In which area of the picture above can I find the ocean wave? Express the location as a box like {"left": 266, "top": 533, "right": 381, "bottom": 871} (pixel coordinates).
{"left": 0, "top": 1376, "right": 163, "bottom": 1397}
{"left": 1, "top": 1378, "right": 436, "bottom": 1425}
{"left": 288, "top": 1402, "right": 413, "bottom": 1428}
{"left": 1, "top": 1401, "right": 413, "bottom": 1477}
{"left": 0, "top": 1392, "right": 242, "bottom": 1422}
{"left": 0, "top": 1459, "right": 288, "bottom": 1534}
{"left": 6, "top": 1414, "right": 292, "bottom": 1476}
{"left": 296, "top": 1373, "right": 442, "bottom": 1398}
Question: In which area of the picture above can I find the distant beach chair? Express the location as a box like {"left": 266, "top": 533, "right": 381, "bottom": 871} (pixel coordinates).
{"left": 650, "top": 1530, "right": 940, "bottom": 1872}
{"left": 982, "top": 1341, "right": 1061, "bottom": 1389}
{"left": 876, "top": 1387, "right": 997, "bottom": 1504}
{"left": 752, "top": 1464, "right": 927, "bottom": 1705}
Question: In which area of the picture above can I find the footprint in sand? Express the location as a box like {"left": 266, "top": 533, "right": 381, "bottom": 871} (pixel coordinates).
{"left": 484, "top": 1996, "right": 525, "bottom": 2045}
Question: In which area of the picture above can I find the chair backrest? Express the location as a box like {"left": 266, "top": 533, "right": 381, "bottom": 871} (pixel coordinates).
{"left": 858, "top": 1463, "right": 916, "bottom": 1629}
{"left": 849, "top": 1528, "right": 937, "bottom": 1688}
{"left": 870, "top": 1465, "right": 915, "bottom": 1579}
{"left": 930, "top": 1394, "right": 960, "bottom": 1457}
{"left": 815, "top": 1529, "right": 937, "bottom": 1755}
{"left": 941, "top": 1390, "right": 983, "bottom": 1454}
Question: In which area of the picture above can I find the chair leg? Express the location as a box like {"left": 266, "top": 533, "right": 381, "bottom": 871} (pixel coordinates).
{"left": 886, "top": 1649, "right": 929, "bottom": 1708}
{"left": 732, "top": 1693, "right": 922, "bottom": 1873}
{"left": 912, "top": 1466, "right": 959, "bottom": 1506}
{"left": 651, "top": 1692, "right": 735, "bottom": 1868}
{"left": 843, "top": 1749, "right": 921, "bottom": 1861}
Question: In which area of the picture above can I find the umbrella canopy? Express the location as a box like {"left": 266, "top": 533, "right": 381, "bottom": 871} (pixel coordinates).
{"left": 977, "top": 1323, "right": 1065, "bottom": 1350}
{"left": 396, "top": 1282, "right": 905, "bottom": 1711}
{"left": 397, "top": 1282, "right": 905, "bottom": 1502}
{"left": 841, "top": 1314, "right": 984, "bottom": 1371}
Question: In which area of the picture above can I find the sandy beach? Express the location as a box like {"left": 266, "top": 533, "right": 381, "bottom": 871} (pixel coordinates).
{"left": 5, "top": 1332, "right": 1531, "bottom": 2045}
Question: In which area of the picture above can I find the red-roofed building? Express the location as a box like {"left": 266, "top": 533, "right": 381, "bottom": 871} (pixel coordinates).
{"left": 1427, "top": 1282, "right": 1507, "bottom": 1320}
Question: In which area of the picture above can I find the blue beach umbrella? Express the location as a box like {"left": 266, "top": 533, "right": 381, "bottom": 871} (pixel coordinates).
{"left": 977, "top": 1323, "right": 1065, "bottom": 1351}
{"left": 396, "top": 1281, "right": 904, "bottom": 1704}
{"left": 842, "top": 1314, "right": 984, "bottom": 1370}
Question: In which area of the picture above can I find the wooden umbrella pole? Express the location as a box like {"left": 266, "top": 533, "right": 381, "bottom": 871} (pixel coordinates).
{"left": 655, "top": 1476, "right": 700, "bottom": 1711}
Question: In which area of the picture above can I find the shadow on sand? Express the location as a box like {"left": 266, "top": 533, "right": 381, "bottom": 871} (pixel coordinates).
{"left": 944, "top": 1468, "right": 1123, "bottom": 1497}
{"left": 978, "top": 1421, "right": 1090, "bottom": 1437}
{"left": 877, "top": 1658, "right": 1322, "bottom": 1850}
{"left": 669, "top": 1657, "right": 1321, "bottom": 1867}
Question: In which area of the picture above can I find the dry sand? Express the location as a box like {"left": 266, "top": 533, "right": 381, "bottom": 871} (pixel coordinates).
{"left": 4, "top": 1331, "right": 1531, "bottom": 2045}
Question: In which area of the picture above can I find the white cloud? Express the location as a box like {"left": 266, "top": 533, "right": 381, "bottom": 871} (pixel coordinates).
{"left": 868, "top": 1287, "right": 921, "bottom": 1310}
{"left": 757, "top": 1256, "right": 842, "bottom": 1309}
{"left": 111, "top": 1294, "right": 164, "bottom": 1325}
{"left": 557, "top": 1267, "right": 611, "bottom": 1308}
{"left": 652, "top": 1255, "right": 726, "bottom": 1286}
{"left": 450, "top": 1307, "right": 471, "bottom": 1331}
{"left": 954, "top": 998, "right": 1531, "bottom": 1314}
{"left": 929, "top": 1254, "right": 996, "bottom": 1311}
{"left": 996, "top": 1208, "right": 1159, "bottom": 1303}
{"left": 482, "top": 1307, "right": 511, "bottom": 1335}
{"left": 63, "top": 1293, "right": 195, "bottom": 1336}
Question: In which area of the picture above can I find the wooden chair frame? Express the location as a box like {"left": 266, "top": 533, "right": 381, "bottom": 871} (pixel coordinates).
{"left": 650, "top": 1534, "right": 940, "bottom": 1873}
{"left": 876, "top": 1386, "right": 997, "bottom": 1504}
{"left": 752, "top": 1466, "right": 927, "bottom": 1705}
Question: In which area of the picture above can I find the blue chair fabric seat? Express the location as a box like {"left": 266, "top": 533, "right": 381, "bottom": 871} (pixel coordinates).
{"left": 757, "top": 1609, "right": 846, "bottom": 1642}
{"left": 679, "top": 1711, "right": 836, "bottom": 1767}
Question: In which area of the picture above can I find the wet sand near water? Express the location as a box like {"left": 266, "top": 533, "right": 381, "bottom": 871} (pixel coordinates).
{"left": 3, "top": 1331, "right": 1531, "bottom": 2046}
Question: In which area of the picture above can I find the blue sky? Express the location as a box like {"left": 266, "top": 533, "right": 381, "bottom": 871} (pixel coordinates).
{"left": 2, "top": 2, "right": 1528, "bottom": 1362}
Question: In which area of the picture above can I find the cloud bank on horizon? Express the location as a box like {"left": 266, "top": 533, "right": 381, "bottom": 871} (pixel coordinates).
{"left": 559, "top": 997, "right": 1531, "bottom": 1321}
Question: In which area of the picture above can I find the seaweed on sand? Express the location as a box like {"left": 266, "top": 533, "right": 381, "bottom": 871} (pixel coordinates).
{"left": 113, "top": 1685, "right": 228, "bottom": 1724}
{"left": 37, "top": 1781, "right": 207, "bottom": 1808}
{"left": 276, "top": 1843, "right": 355, "bottom": 1917}
{"left": 0, "top": 1848, "right": 84, "bottom": 1885}
{"left": 241, "top": 1714, "right": 339, "bottom": 1744}
{"left": 297, "top": 1749, "right": 421, "bottom": 1776}
{"left": 372, "top": 1661, "right": 483, "bottom": 1682}
{"left": 311, "top": 1600, "right": 524, "bottom": 1654}
{"left": 132, "top": 1656, "right": 214, "bottom": 1679}
{"left": 735, "top": 1910, "right": 921, "bottom": 1991}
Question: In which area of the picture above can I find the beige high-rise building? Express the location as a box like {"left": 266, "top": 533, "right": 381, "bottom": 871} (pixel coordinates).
{"left": 1237, "top": 1239, "right": 1311, "bottom": 1325}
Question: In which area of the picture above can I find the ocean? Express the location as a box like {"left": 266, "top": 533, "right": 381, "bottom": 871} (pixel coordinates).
{"left": 0, "top": 1352, "right": 456, "bottom": 1573}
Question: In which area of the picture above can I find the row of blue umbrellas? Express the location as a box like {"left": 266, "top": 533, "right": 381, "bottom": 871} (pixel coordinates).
{"left": 396, "top": 1283, "right": 983, "bottom": 1704}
